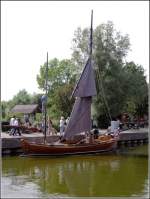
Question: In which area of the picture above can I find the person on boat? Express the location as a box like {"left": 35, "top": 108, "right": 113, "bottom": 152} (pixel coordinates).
{"left": 108, "top": 117, "right": 120, "bottom": 139}
{"left": 82, "top": 131, "right": 94, "bottom": 144}
{"left": 92, "top": 124, "right": 99, "bottom": 139}
{"left": 89, "top": 131, "right": 95, "bottom": 143}
{"left": 59, "top": 116, "right": 65, "bottom": 137}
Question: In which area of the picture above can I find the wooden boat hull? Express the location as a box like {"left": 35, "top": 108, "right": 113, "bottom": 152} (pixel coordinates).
{"left": 20, "top": 138, "right": 117, "bottom": 156}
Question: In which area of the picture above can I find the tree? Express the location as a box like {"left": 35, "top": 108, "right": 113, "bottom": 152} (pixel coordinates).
{"left": 30, "top": 93, "right": 43, "bottom": 112}
{"left": 36, "top": 58, "right": 76, "bottom": 120}
{"left": 51, "top": 84, "right": 75, "bottom": 118}
{"left": 11, "top": 89, "right": 31, "bottom": 105}
{"left": 2, "top": 90, "right": 44, "bottom": 121}
{"left": 71, "top": 21, "right": 148, "bottom": 127}
{"left": 123, "top": 62, "right": 148, "bottom": 116}
{"left": 1, "top": 101, "right": 7, "bottom": 119}
{"left": 37, "top": 58, "right": 76, "bottom": 93}
{"left": 4, "top": 89, "right": 32, "bottom": 116}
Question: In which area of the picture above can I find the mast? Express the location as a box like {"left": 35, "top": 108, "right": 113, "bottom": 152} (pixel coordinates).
{"left": 63, "top": 10, "right": 96, "bottom": 140}
{"left": 71, "top": 10, "right": 93, "bottom": 98}
{"left": 44, "top": 52, "right": 48, "bottom": 143}
{"left": 90, "top": 10, "right": 93, "bottom": 58}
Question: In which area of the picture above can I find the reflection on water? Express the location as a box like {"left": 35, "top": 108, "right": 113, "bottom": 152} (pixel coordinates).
{"left": 2, "top": 144, "right": 149, "bottom": 198}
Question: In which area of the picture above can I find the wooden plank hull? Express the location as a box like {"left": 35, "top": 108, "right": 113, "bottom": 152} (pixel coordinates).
{"left": 20, "top": 138, "right": 117, "bottom": 156}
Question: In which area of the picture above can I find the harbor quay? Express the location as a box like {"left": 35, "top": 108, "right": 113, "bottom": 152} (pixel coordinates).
{"left": 1, "top": 128, "right": 148, "bottom": 155}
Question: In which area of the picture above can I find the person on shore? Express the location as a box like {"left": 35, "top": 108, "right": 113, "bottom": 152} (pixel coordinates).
{"left": 47, "top": 117, "right": 53, "bottom": 135}
{"left": 9, "top": 116, "right": 16, "bottom": 135}
{"left": 47, "top": 117, "right": 58, "bottom": 135}
{"left": 41, "top": 118, "right": 45, "bottom": 134}
{"left": 24, "top": 114, "right": 29, "bottom": 123}
{"left": 65, "top": 117, "right": 70, "bottom": 126}
{"left": 24, "top": 114, "right": 31, "bottom": 128}
{"left": 64, "top": 116, "right": 70, "bottom": 131}
{"left": 59, "top": 116, "right": 65, "bottom": 137}
{"left": 13, "top": 118, "right": 21, "bottom": 136}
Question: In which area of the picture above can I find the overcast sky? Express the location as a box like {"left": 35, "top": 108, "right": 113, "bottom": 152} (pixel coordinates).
{"left": 1, "top": 1, "right": 149, "bottom": 101}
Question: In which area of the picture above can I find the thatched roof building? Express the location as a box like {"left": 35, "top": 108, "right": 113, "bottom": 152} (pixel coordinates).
{"left": 11, "top": 104, "right": 41, "bottom": 114}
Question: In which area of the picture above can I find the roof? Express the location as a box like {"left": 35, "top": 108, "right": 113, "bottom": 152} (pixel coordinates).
{"left": 11, "top": 104, "right": 41, "bottom": 114}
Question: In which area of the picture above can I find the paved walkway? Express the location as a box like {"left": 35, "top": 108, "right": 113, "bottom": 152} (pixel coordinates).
{"left": 119, "top": 128, "right": 148, "bottom": 134}
{"left": 1, "top": 128, "right": 148, "bottom": 139}
{"left": 1, "top": 132, "right": 57, "bottom": 138}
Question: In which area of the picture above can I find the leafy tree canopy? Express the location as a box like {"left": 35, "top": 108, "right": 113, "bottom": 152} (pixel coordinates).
{"left": 37, "top": 58, "right": 76, "bottom": 93}
{"left": 36, "top": 58, "right": 76, "bottom": 121}
{"left": 71, "top": 21, "right": 148, "bottom": 127}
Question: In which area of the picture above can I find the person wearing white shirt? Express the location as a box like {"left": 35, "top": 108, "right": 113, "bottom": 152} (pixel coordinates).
{"left": 13, "top": 118, "right": 21, "bottom": 136}
{"left": 59, "top": 116, "right": 65, "bottom": 137}
{"left": 14, "top": 118, "right": 19, "bottom": 126}
{"left": 9, "top": 116, "right": 15, "bottom": 135}
{"left": 10, "top": 117, "right": 15, "bottom": 126}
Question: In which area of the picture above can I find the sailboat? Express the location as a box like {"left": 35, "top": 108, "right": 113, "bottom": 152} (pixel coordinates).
{"left": 20, "top": 11, "right": 118, "bottom": 156}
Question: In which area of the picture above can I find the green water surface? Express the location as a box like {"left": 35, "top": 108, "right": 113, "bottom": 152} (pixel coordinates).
{"left": 1, "top": 144, "right": 149, "bottom": 198}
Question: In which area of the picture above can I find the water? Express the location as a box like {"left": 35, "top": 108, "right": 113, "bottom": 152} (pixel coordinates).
{"left": 1, "top": 144, "right": 149, "bottom": 198}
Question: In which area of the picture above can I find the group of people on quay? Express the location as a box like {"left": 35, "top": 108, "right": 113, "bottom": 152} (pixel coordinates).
{"left": 9, "top": 114, "right": 33, "bottom": 136}
{"left": 9, "top": 116, "right": 21, "bottom": 136}
{"left": 8, "top": 112, "right": 147, "bottom": 137}
{"left": 8, "top": 114, "right": 70, "bottom": 136}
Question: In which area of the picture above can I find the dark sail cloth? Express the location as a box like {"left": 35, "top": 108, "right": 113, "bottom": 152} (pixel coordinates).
{"left": 63, "top": 97, "right": 92, "bottom": 139}
{"left": 63, "top": 58, "right": 96, "bottom": 140}
{"left": 72, "top": 59, "right": 96, "bottom": 98}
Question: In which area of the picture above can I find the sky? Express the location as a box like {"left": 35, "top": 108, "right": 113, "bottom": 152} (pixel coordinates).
{"left": 1, "top": 1, "right": 149, "bottom": 101}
